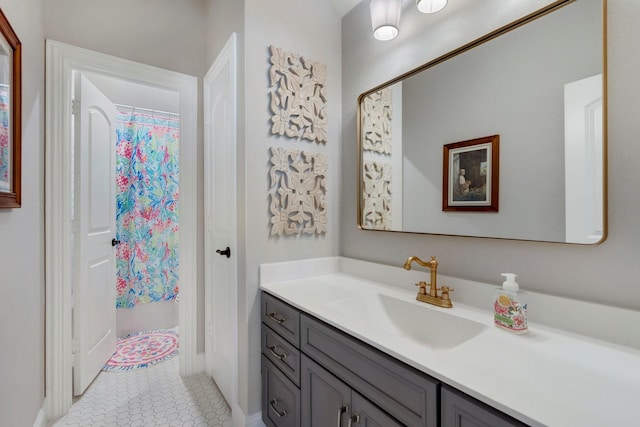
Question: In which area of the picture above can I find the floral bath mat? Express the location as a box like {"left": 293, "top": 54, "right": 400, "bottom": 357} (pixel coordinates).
{"left": 103, "top": 329, "right": 178, "bottom": 372}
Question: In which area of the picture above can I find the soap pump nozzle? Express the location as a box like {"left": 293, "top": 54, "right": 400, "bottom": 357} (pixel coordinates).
{"left": 501, "top": 273, "right": 519, "bottom": 292}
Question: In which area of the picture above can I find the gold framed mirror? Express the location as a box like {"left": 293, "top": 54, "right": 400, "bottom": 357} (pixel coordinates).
{"left": 0, "top": 8, "right": 21, "bottom": 208}
{"left": 357, "top": 0, "right": 606, "bottom": 244}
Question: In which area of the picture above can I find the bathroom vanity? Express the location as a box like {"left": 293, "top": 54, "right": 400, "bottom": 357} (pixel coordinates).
{"left": 261, "top": 291, "right": 524, "bottom": 426}
{"left": 260, "top": 257, "right": 640, "bottom": 427}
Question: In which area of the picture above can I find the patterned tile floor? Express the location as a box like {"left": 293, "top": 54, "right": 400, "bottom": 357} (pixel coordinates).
{"left": 50, "top": 356, "right": 232, "bottom": 427}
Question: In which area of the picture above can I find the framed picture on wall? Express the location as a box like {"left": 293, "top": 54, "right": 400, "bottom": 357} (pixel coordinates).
{"left": 0, "top": 8, "right": 21, "bottom": 208}
{"left": 443, "top": 135, "right": 499, "bottom": 212}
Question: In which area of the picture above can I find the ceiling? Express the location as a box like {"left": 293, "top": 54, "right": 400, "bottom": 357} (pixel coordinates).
{"left": 329, "top": 0, "right": 362, "bottom": 17}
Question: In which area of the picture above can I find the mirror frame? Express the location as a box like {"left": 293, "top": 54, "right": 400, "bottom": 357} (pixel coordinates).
{"left": 0, "top": 8, "right": 21, "bottom": 208}
{"left": 357, "top": 0, "right": 607, "bottom": 244}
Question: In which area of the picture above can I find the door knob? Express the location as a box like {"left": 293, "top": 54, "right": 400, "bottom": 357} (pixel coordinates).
{"left": 112, "top": 238, "right": 121, "bottom": 247}
{"left": 216, "top": 246, "right": 231, "bottom": 258}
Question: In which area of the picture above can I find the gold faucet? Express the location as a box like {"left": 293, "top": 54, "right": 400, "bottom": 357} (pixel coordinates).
{"left": 403, "top": 256, "right": 453, "bottom": 308}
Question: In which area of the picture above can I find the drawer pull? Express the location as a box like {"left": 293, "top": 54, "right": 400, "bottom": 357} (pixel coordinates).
{"left": 268, "top": 312, "right": 287, "bottom": 324}
{"left": 269, "top": 398, "right": 288, "bottom": 418}
{"left": 348, "top": 414, "right": 360, "bottom": 426}
{"left": 268, "top": 345, "right": 287, "bottom": 360}
{"left": 338, "top": 405, "right": 349, "bottom": 427}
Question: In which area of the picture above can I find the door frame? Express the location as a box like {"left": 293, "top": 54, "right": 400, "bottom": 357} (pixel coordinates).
{"left": 203, "top": 32, "right": 239, "bottom": 419}
{"left": 45, "top": 40, "right": 199, "bottom": 420}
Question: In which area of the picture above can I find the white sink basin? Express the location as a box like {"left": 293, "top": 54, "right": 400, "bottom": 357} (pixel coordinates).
{"left": 327, "top": 293, "right": 488, "bottom": 350}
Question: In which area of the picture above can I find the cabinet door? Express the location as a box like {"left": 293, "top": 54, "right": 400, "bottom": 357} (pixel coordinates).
{"left": 262, "top": 355, "right": 300, "bottom": 427}
{"left": 301, "top": 355, "right": 351, "bottom": 427}
{"left": 441, "top": 386, "right": 528, "bottom": 427}
{"left": 350, "top": 391, "right": 404, "bottom": 427}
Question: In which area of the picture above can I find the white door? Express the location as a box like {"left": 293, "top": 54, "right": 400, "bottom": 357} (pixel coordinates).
{"left": 204, "top": 34, "right": 238, "bottom": 407}
{"left": 564, "top": 74, "right": 603, "bottom": 244}
{"left": 72, "top": 73, "right": 118, "bottom": 395}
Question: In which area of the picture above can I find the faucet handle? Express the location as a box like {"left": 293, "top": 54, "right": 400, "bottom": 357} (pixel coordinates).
{"left": 440, "top": 286, "right": 454, "bottom": 301}
{"left": 415, "top": 281, "right": 428, "bottom": 295}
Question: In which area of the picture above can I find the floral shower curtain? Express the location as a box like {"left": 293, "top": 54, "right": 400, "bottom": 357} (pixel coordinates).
{"left": 115, "top": 110, "right": 180, "bottom": 308}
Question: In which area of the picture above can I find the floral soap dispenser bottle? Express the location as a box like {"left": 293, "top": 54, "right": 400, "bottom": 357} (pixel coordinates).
{"left": 494, "top": 273, "right": 528, "bottom": 333}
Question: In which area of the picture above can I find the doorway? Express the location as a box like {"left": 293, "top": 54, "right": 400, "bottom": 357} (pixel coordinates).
{"left": 71, "top": 71, "right": 183, "bottom": 395}
{"left": 45, "top": 40, "right": 199, "bottom": 420}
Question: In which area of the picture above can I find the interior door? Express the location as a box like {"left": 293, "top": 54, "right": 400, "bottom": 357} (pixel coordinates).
{"left": 72, "top": 73, "right": 118, "bottom": 395}
{"left": 204, "top": 35, "right": 238, "bottom": 407}
{"left": 564, "top": 74, "right": 604, "bottom": 244}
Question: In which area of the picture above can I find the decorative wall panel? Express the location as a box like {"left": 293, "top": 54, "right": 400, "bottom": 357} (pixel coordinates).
{"left": 269, "top": 45, "right": 327, "bottom": 143}
{"left": 269, "top": 147, "right": 327, "bottom": 236}
{"left": 362, "top": 88, "right": 392, "bottom": 154}
{"left": 362, "top": 161, "right": 392, "bottom": 230}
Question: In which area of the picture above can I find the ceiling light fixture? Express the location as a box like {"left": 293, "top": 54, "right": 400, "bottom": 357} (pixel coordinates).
{"left": 416, "top": 0, "right": 448, "bottom": 14}
{"left": 370, "top": 0, "right": 402, "bottom": 41}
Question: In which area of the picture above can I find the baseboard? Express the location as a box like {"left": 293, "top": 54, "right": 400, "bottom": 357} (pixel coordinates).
{"left": 196, "top": 352, "right": 206, "bottom": 373}
{"left": 231, "top": 407, "right": 264, "bottom": 427}
{"left": 244, "top": 411, "right": 265, "bottom": 427}
{"left": 33, "top": 407, "right": 47, "bottom": 427}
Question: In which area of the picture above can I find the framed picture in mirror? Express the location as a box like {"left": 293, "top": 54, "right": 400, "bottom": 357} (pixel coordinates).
{"left": 443, "top": 135, "right": 499, "bottom": 212}
{"left": 0, "top": 8, "right": 20, "bottom": 208}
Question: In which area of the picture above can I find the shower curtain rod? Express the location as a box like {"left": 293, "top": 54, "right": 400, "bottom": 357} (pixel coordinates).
{"left": 114, "top": 103, "right": 179, "bottom": 117}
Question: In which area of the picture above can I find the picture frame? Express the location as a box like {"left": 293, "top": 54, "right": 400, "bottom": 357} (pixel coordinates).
{"left": 443, "top": 135, "right": 499, "bottom": 212}
{"left": 0, "top": 8, "right": 21, "bottom": 208}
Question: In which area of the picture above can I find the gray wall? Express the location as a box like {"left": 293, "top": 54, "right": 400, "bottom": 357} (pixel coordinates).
{"left": 341, "top": 0, "right": 640, "bottom": 310}
{"left": 0, "top": 0, "right": 46, "bottom": 425}
{"left": 244, "top": 0, "right": 342, "bottom": 416}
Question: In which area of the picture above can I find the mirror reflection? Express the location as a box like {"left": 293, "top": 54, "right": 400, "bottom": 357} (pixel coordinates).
{"left": 359, "top": 0, "right": 605, "bottom": 244}
{"left": 0, "top": 38, "right": 10, "bottom": 193}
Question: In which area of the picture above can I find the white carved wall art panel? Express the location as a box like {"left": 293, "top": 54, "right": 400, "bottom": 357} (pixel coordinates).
{"left": 269, "top": 147, "right": 327, "bottom": 236}
{"left": 269, "top": 45, "right": 327, "bottom": 143}
{"left": 362, "top": 88, "right": 392, "bottom": 154}
{"left": 362, "top": 161, "right": 392, "bottom": 230}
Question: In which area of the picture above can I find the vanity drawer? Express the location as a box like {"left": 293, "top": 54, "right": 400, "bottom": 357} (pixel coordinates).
{"left": 262, "top": 325, "right": 301, "bottom": 387}
{"left": 262, "top": 292, "right": 300, "bottom": 346}
{"left": 301, "top": 314, "right": 439, "bottom": 427}
{"left": 262, "top": 355, "right": 300, "bottom": 427}
{"left": 441, "top": 385, "right": 528, "bottom": 427}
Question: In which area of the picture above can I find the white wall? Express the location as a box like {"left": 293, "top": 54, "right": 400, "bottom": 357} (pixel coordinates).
{"left": 244, "top": 0, "right": 342, "bottom": 415}
{"left": 84, "top": 72, "right": 180, "bottom": 113}
{"left": 342, "top": 0, "right": 640, "bottom": 310}
{"left": 43, "top": 0, "right": 207, "bottom": 352}
{"left": 116, "top": 300, "right": 179, "bottom": 338}
{"left": 0, "top": 0, "right": 46, "bottom": 426}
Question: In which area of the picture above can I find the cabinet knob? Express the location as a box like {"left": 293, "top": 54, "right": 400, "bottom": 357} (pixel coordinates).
{"left": 269, "top": 398, "right": 288, "bottom": 418}
{"left": 337, "top": 405, "right": 349, "bottom": 427}
{"left": 267, "top": 312, "right": 286, "bottom": 324}
{"left": 268, "top": 345, "right": 287, "bottom": 361}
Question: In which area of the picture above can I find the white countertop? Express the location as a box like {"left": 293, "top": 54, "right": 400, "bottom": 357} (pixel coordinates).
{"left": 259, "top": 257, "right": 640, "bottom": 427}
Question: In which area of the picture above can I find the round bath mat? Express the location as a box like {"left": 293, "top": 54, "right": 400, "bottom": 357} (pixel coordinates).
{"left": 103, "top": 329, "right": 178, "bottom": 372}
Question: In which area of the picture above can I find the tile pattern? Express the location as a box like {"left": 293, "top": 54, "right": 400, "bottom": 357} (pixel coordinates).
{"left": 51, "top": 357, "right": 231, "bottom": 427}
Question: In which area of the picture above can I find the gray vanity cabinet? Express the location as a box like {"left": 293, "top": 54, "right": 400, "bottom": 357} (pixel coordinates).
{"left": 261, "top": 293, "right": 302, "bottom": 427}
{"left": 441, "top": 385, "right": 528, "bottom": 427}
{"left": 300, "top": 314, "right": 439, "bottom": 426}
{"left": 300, "top": 355, "right": 350, "bottom": 426}
{"left": 351, "top": 392, "right": 405, "bottom": 427}
{"left": 262, "top": 292, "right": 529, "bottom": 427}
{"left": 301, "top": 349, "right": 404, "bottom": 427}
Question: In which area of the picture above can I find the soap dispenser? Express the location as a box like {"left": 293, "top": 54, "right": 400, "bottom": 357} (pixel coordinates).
{"left": 494, "top": 273, "right": 528, "bottom": 333}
